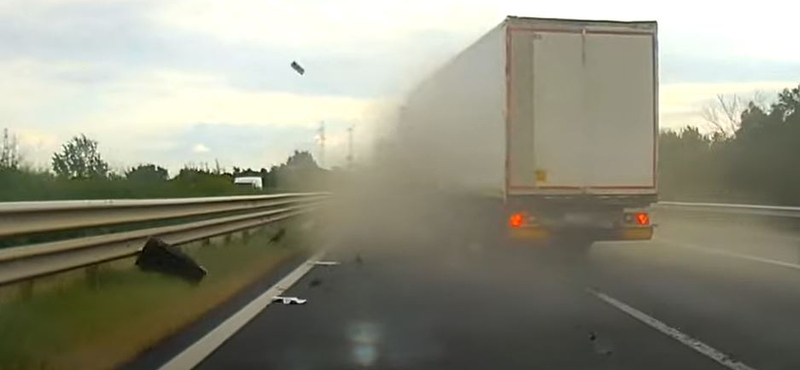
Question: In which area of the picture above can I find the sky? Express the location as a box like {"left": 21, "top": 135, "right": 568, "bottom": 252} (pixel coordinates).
{"left": 1, "top": 0, "right": 799, "bottom": 174}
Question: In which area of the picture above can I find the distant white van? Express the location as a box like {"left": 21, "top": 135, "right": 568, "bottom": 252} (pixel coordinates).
{"left": 234, "top": 176, "right": 263, "bottom": 189}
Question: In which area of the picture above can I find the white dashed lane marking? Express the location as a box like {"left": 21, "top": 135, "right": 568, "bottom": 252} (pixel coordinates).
{"left": 587, "top": 288, "right": 757, "bottom": 370}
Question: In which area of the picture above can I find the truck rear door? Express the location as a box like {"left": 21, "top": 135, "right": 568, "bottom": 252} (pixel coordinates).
{"left": 584, "top": 33, "right": 655, "bottom": 190}
{"left": 507, "top": 25, "right": 656, "bottom": 193}
{"left": 531, "top": 31, "right": 587, "bottom": 189}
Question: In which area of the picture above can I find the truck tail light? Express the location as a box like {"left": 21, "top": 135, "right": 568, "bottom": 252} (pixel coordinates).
{"left": 509, "top": 213, "right": 525, "bottom": 228}
{"left": 636, "top": 212, "right": 649, "bottom": 226}
{"left": 623, "top": 212, "right": 650, "bottom": 226}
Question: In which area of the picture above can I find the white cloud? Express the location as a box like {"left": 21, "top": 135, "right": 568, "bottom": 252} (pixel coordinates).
{"left": 2, "top": 0, "right": 799, "bottom": 172}
{"left": 0, "top": 59, "right": 86, "bottom": 124}
{"left": 152, "top": 0, "right": 500, "bottom": 49}
{"left": 79, "top": 69, "right": 377, "bottom": 130}
{"left": 0, "top": 63, "right": 379, "bottom": 168}
{"left": 15, "top": 129, "right": 60, "bottom": 164}
{"left": 192, "top": 143, "right": 210, "bottom": 153}
{"left": 150, "top": 0, "right": 800, "bottom": 63}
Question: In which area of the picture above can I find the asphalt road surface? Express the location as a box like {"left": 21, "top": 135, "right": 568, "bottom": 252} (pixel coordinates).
{"left": 130, "top": 206, "right": 800, "bottom": 370}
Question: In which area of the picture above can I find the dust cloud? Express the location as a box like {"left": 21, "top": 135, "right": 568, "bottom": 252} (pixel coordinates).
{"left": 323, "top": 124, "right": 494, "bottom": 254}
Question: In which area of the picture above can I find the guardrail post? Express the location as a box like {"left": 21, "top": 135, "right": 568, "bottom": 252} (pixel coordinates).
{"left": 224, "top": 233, "right": 233, "bottom": 244}
{"left": 202, "top": 238, "right": 211, "bottom": 246}
{"left": 18, "top": 280, "right": 34, "bottom": 301}
{"left": 242, "top": 229, "right": 250, "bottom": 244}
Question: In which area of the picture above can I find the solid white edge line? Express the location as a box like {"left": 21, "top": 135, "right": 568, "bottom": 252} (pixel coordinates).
{"left": 587, "top": 288, "right": 757, "bottom": 370}
{"left": 156, "top": 248, "right": 329, "bottom": 370}
{"left": 657, "top": 239, "right": 800, "bottom": 271}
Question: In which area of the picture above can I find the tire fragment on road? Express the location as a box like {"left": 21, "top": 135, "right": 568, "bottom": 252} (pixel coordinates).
{"left": 272, "top": 296, "right": 307, "bottom": 305}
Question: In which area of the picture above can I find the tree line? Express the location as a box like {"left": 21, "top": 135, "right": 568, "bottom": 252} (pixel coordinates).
{"left": 659, "top": 83, "right": 800, "bottom": 205}
{"left": 0, "top": 133, "right": 330, "bottom": 201}
{"left": 3, "top": 83, "right": 799, "bottom": 204}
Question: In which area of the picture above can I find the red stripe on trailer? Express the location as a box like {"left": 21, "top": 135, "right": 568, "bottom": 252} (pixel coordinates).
{"left": 504, "top": 25, "right": 513, "bottom": 194}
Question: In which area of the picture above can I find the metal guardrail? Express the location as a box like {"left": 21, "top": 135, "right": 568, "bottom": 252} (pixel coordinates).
{"left": 656, "top": 201, "right": 800, "bottom": 218}
{"left": 0, "top": 193, "right": 329, "bottom": 286}
{"left": 0, "top": 193, "right": 330, "bottom": 237}
{"left": 4, "top": 197, "right": 791, "bottom": 286}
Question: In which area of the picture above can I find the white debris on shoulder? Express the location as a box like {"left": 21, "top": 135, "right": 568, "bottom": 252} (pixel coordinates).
{"left": 312, "top": 261, "right": 341, "bottom": 266}
{"left": 272, "top": 296, "right": 307, "bottom": 305}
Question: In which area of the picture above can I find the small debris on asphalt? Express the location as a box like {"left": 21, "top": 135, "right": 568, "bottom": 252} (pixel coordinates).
{"left": 313, "top": 261, "right": 341, "bottom": 266}
{"left": 309, "top": 277, "right": 322, "bottom": 288}
{"left": 595, "top": 346, "right": 613, "bottom": 356}
{"left": 588, "top": 331, "right": 614, "bottom": 356}
{"left": 290, "top": 61, "right": 305, "bottom": 75}
{"left": 355, "top": 253, "right": 364, "bottom": 264}
{"left": 272, "top": 296, "right": 307, "bottom": 305}
{"left": 269, "top": 228, "right": 286, "bottom": 243}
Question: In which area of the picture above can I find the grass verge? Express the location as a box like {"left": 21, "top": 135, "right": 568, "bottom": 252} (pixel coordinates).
{"left": 0, "top": 223, "right": 309, "bottom": 370}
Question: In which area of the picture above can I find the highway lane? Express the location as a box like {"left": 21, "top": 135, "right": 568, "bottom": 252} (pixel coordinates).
{"left": 185, "top": 234, "right": 784, "bottom": 370}
{"left": 133, "top": 198, "right": 800, "bottom": 370}
{"left": 589, "top": 239, "right": 800, "bottom": 370}
{"left": 654, "top": 208, "right": 800, "bottom": 265}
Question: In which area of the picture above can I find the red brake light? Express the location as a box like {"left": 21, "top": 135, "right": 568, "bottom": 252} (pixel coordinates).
{"left": 509, "top": 213, "right": 525, "bottom": 228}
{"left": 636, "top": 212, "right": 649, "bottom": 226}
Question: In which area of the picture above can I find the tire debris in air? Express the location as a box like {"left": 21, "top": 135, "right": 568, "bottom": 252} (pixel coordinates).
{"left": 290, "top": 61, "right": 305, "bottom": 75}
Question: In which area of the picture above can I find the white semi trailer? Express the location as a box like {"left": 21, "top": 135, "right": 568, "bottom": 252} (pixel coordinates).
{"left": 398, "top": 16, "right": 658, "bottom": 247}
